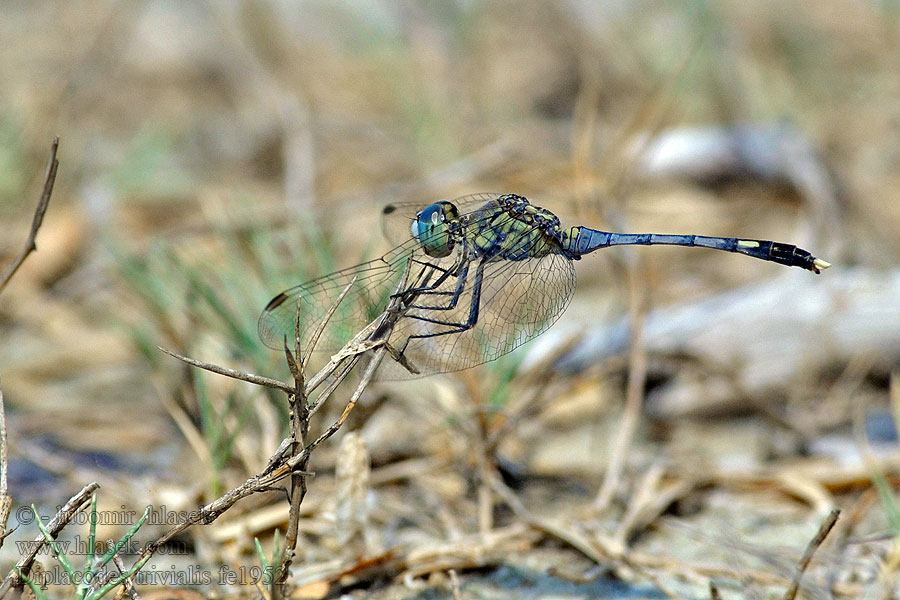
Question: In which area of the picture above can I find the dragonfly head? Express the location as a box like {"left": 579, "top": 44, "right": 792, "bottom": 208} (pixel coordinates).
{"left": 413, "top": 201, "right": 459, "bottom": 258}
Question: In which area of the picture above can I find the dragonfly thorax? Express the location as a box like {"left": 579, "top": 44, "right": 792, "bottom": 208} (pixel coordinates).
{"left": 412, "top": 201, "right": 460, "bottom": 258}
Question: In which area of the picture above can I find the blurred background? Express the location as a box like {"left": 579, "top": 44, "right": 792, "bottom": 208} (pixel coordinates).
{"left": 1, "top": 1, "right": 899, "bottom": 597}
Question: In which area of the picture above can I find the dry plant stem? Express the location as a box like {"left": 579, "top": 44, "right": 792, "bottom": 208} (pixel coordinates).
{"left": 274, "top": 345, "right": 386, "bottom": 594}
{"left": 0, "top": 481, "right": 99, "bottom": 597}
{"left": 306, "top": 346, "right": 387, "bottom": 454}
{"left": 614, "top": 460, "right": 691, "bottom": 547}
{"left": 825, "top": 488, "right": 874, "bottom": 593}
{"left": 157, "top": 346, "right": 296, "bottom": 394}
{"left": 0, "top": 375, "right": 10, "bottom": 544}
{"left": 709, "top": 581, "right": 722, "bottom": 600}
{"left": 136, "top": 456, "right": 305, "bottom": 566}
{"left": 112, "top": 553, "right": 141, "bottom": 600}
{"left": 459, "top": 371, "right": 495, "bottom": 535}
{"left": 151, "top": 273, "right": 393, "bottom": 591}
{"left": 594, "top": 265, "right": 649, "bottom": 511}
{"left": 305, "top": 343, "right": 369, "bottom": 396}
{"left": 273, "top": 412, "right": 308, "bottom": 597}
{"left": 307, "top": 357, "right": 360, "bottom": 416}
{"left": 448, "top": 569, "right": 462, "bottom": 600}
{"left": 272, "top": 309, "right": 311, "bottom": 598}
{"left": 781, "top": 508, "right": 840, "bottom": 600}
{"left": 0, "top": 137, "right": 60, "bottom": 295}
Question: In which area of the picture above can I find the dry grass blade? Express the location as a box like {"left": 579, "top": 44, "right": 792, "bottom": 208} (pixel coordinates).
{"left": 781, "top": 508, "right": 840, "bottom": 600}
{"left": 614, "top": 461, "right": 697, "bottom": 547}
{"left": 333, "top": 431, "right": 371, "bottom": 555}
{"left": 448, "top": 569, "right": 462, "bottom": 600}
{"left": 594, "top": 265, "right": 649, "bottom": 512}
{"left": 0, "top": 137, "right": 60, "bottom": 295}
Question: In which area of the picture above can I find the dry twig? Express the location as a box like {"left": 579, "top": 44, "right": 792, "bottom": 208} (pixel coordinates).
{"left": 0, "top": 137, "right": 60, "bottom": 294}
{"left": 594, "top": 262, "right": 649, "bottom": 512}
{"left": 781, "top": 508, "right": 840, "bottom": 600}
{"left": 157, "top": 347, "right": 296, "bottom": 394}
{"left": 148, "top": 268, "right": 409, "bottom": 597}
{"left": 111, "top": 553, "right": 141, "bottom": 600}
{"left": 0, "top": 138, "right": 60, "bottom": 554}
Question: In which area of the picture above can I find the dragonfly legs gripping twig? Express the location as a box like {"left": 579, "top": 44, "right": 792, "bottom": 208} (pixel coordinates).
{"left": 397, "top": 258, "right": 488, "bottom": 358}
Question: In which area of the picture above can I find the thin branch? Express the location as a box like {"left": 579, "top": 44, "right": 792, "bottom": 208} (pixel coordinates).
{"left": 306, "top": 346, "right": 387, "bottom": 454}
{"left": 272, "top": 299, "right": 313, "bottom": 598}
{"left": 0, "top": 137, "right": 60, "bottom": 294}
{"left": 136, "top": 461, "right": 299, "bottom": 565}
{"left": 448, "top": 569, "right": 462, "bottom": 600}
{"left": 782, "top": 508, "right": 840, "bottom": 600}
{"left": 157, "top": 346, "right": 296, "bottom": 394}
{"left": 307, "top": 355, "right": 359, "bottom": 417}
{"left": 111, "top": 554, "right": 141, "bottom": 600}
{"left": 150, "top": 255, "right": 404, "bottom": 595}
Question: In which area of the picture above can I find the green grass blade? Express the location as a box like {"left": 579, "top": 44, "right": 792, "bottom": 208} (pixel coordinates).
{"left": 96, "top": 507, "right": 150, "bottom": 570}
{"left": 31, "top": 505, "right": 76, "bottom": 580}
{"left": 15, "top": 568, "right": 49, "bottom": 600}
{"left": 84, "top": 553, "right": 152, "bottom": 600}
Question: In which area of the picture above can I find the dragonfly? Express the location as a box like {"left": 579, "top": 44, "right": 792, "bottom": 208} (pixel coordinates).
{"left": 259, "top": 193, "right": 829, "bottom": 379}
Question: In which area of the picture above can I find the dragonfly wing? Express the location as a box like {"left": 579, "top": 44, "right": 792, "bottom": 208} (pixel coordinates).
{"left": 258, "top": 241, "right": 418, "bottom": 352}
{"left": 378, "top": 249, "right": 576, "bottom": 379}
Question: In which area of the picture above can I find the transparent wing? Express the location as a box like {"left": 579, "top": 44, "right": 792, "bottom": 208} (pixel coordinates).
{"left": 382, "top": 192, "right": 504, "bottom": 246}
{"left": 257, "top": 239, "right": 420, "bottom": 352}
{"left": 377, "top": 232, "right": 576, "bottom": 379}
{"left": 259, "top": 199, "right": 516, "bottom": 353}
{"left": 261, "top": 195, "right": 576, "bottom": 379}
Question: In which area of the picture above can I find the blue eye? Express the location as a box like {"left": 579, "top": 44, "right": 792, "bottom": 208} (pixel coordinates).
{"left": 413, "top": 202, "right": 458, "bottom": 258}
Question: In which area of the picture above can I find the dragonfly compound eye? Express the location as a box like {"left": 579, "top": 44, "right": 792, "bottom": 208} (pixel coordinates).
{"left": 413, "top": 201, "right": 458, "bottom": 258}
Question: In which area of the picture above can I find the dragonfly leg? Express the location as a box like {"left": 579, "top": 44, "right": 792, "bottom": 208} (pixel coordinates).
{"left": 406, "top": 258, "right": 472, "bottom": 312}
{"left": 397, "top": 258, "right": 487, "bottom": 356}
{"left": 401, "top": 257, "right": 459, "bottom": 299}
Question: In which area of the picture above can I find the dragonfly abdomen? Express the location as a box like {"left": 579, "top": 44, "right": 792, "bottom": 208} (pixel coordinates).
{"left": 566, "top": 227, "right": 828, "bottom": 273}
